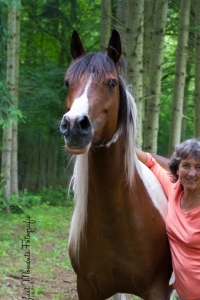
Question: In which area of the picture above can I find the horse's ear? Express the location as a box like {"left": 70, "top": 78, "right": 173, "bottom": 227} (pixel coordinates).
{"left": 107, "top": 29, "right": 121, "bottom": 63}
{"left": 71, "top": 30, "right": 86, "bottom": 60}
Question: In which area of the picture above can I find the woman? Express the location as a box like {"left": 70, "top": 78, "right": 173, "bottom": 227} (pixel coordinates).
{"left": 136, "top": 139, "right": 200, "bottom": 300}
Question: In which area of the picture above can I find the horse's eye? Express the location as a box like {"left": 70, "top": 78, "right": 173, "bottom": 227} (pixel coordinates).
{"left": 108, "top": 79, "right": 117, "bottom": 89}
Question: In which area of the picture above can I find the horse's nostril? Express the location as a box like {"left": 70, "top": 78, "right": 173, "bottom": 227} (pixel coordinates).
{"left": 75, "top": 115, "right": 91, "bottom": 135}
{"left": 60, "top": 123, "right": 68, "bottom": 135}
{"left": 60, "top": 115, "right": 70, "bottom": 135}
{"left": 80, "top": 116, "right": 91, "bottom": 132}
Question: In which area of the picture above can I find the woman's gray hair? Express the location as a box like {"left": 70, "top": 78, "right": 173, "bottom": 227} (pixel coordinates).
{"left": 169, "top": 138, "right": 200, "bottom": 182}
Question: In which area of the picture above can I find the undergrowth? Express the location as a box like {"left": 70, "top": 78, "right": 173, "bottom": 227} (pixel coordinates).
{"left": 0, "top": 186, "right": 74, "bottom": 212}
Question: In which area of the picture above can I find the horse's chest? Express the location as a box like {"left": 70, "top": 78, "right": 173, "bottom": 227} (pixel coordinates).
{"left": 74, "top": 219, "right": 147, "bottom": 275}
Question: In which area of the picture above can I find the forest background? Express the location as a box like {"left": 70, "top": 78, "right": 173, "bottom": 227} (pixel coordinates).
{"left": 0, "top": 0, "right": 200, "bottom": 203}
{"left": 0, "top": 0, "right": 198, "bottom": 299}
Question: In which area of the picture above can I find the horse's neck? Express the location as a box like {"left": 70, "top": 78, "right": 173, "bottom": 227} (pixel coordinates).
{"left": 88, "top": 143, "right": 134, "bottom": 204}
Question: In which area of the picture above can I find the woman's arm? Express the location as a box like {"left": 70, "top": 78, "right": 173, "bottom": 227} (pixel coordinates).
{"left": 151, "top": 154, "right": 170, "bottom": 171}
{"left": 135, "top": 148, "right": 148, "bottom": 164}
{"left": 135, "top": 149, "right": 170, "bottom": 171}
{"left": 135, "top": 149, "right": 171, "bottom": 197}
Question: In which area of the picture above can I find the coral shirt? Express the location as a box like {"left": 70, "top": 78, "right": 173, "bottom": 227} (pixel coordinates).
{"left": 145, "top": 153, "right": 200, "bottom": 300}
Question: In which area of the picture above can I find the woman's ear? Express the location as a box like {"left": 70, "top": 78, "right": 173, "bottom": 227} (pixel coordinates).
{"left": 176, "top": 169, "right": 179, "bottom": 176}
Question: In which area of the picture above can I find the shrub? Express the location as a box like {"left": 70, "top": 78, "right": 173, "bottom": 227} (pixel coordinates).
{"left": 39, "top": 186, "right": 73, "bottom": 206}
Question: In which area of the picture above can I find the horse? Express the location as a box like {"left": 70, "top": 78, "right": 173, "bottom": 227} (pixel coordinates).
{"left": 60, "top": 29, "right": 172, "bottom": 300}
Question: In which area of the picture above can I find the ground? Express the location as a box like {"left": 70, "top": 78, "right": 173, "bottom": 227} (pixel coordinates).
{"left": 3, "top": 269, "right": 135, "bottom": 300}
{"left": 3, "top": 269, "right": 78, "bottom": 300}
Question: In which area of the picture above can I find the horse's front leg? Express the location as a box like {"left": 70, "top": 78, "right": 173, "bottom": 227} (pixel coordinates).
{"left": 77, "top": 274, "right": 105, "bottom": 300}
{"left": 77, "top": 275, "right": 125, "bottom": 300}
{"left": 144, "top": 287, "right": 170, "bottom": 300}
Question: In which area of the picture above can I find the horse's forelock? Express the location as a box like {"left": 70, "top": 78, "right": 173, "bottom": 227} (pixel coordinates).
{"left": 65, "top": 53, "right": 124, "bottom": 85}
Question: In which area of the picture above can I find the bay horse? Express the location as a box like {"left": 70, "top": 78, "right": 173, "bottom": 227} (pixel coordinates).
{"left": 60, "top": 30, "right": 172, "bottom": 300}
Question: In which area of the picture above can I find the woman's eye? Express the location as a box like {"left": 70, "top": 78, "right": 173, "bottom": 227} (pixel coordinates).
{"left": 182, "top": 164, "right": 189, "bottom": 169}
{"left": 108, "top": 79, "right": 117, "bottom": 89}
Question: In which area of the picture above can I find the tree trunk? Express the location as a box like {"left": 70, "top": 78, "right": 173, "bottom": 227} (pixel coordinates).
{"left": 194, "top": 0, "right": 200, "bottom": 137}
{"left": 125, "top": 0, "right": 144, "bottom": 149}
{"left": 11, "top": 1, "right": 20, "bottom": 195}
{"left": 1, "top": 3, "right": 17, "bottom": 206}
{"left": 168, "top": 0, "right": 191, "bottom": 155}
{"left": 2, "top": 127, "right": 12, "bottom": 206}
{"left": 143, "top": 0, "right": 155, "bottom": 118}
{"left": 1, "top": 1, "right": 20, "bottom": 205}
{"left": 181, "top": 61, "right": 192, "bottom": 141}
{"left": 143, "top": 0, "right": 168, "bottom": 153}
{"left": 100, "top": 0, "right": 111, "bottom": 53}
{"left": 116, "top": 0, "right": 127, "bottom": 58}
{"left": 0, "top": 5, "right": 7, "bottom": 81}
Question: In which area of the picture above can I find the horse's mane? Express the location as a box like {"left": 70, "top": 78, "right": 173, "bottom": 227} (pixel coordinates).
{"left": 67, "top": 53, "right": 138, "bottom": 261}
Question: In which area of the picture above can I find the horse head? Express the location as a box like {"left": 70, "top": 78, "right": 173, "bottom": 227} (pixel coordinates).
{"left": 60, "top": 30, "right": 122, "bottom": 154}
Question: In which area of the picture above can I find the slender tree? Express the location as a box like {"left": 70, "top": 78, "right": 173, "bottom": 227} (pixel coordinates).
{"left": 181, "top": 25, "right": 194, "bottom": 141}
{"left": 181, "top": 61, "right": 192, "bottom": 141}
{"left": 194, "top": 0, "right": 200, "bottom": 137}
{"left": 116, "top": 0, "right": 127, "bottom": 58}
{"left": 143, "top": 0, "right": 168, "bottom": 153}
{"left": 125, "top": 0, "right": 144, "bottom": 148}
{"left": 0, "top": 4, "right": 7, "bottom": 81}
{"left": 168, "top": 0, "right": 191, "bottom": 155}
{"left": 1, "top": 0, "right": 20, "bottom": 205}
{"left": 11, "top": 0, "right": 20, "bottom": 195}
{"left": 100, "top": 0, "right": 111, "bottom": 53}
{"left": 1, "top": 2, "right": 17, "bottom": 205}
{"left": 143, "top": 0, "right": 155, "bottom": 109}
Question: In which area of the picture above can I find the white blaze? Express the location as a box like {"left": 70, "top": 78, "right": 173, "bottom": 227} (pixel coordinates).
{"left": 65, "top": 76, "right": 92, "bottom": 120}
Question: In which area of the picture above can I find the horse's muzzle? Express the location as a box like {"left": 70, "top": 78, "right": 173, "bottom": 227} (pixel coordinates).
{"left": 60, "top": 114, "right": 93, "bottom": 153}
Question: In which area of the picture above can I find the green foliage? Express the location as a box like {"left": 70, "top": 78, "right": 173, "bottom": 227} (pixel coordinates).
{"left": 0, "top": 191, "right": 7, "bottom": 212}
{"left": 11, "top": 189, "right": 42, "bottom": 207}
{"left": 19, "top": 64, "right": 66, "bottom": 135}
{"left": 0, "top": 174, "right": 8, "bottom": 211}
{"left": 38, "top": 186, "right": 74, "bottom": 206}
{"left": 8, "top": 187, "right": 73, "bottom": 209}
{"left": 0, "top": 81, "right": 26, "bottom": 128}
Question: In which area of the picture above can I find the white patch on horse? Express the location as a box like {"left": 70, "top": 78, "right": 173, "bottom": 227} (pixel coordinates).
{"left": 65, "top": 76, "right": 92, "bottom": 120}
{"left": 135, "top": 155, "right": 168, "bottom": 219}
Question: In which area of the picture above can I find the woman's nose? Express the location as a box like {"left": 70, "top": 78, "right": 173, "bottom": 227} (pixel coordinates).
{"left": 188, "top": 168, "right": 196, "bottom": 176}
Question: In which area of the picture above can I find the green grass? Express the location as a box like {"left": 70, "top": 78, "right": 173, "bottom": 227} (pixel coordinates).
{"left": 0, "top": 203, "right": 76, "bottom": 299}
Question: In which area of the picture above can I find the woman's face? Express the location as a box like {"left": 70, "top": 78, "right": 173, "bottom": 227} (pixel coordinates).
{"left": 177, "top": 155, "right": 200, "bottom": 192}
